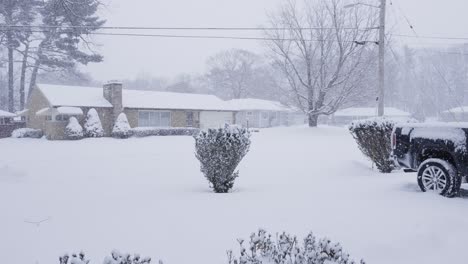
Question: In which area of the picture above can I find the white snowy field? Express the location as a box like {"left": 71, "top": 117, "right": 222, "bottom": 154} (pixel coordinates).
{"left": 1, "top": 126, "right": 468, "bottom": 264}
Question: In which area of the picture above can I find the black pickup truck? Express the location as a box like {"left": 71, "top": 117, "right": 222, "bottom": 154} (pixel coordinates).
{"left": 392, "top": 124, "right": 468, "bottom": 197}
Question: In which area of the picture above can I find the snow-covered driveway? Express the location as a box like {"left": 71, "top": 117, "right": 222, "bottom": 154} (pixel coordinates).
{"left": 1, "top": 126, "right": 468, "bottom": 264}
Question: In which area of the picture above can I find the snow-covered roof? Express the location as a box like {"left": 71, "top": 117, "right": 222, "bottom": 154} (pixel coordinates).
{"left": 443, "top": 106, "right": 468, "bottom": 113}
{"left": 16, "top": 109, "right": 29, "bottom": 116}
{"left": 57, "top": 107, "right": 84, "bottom": 115}
{"left": 36, "top": 107, "right": 83, "bottom": 116}
{"left": 334, "top": 107, "right": 411, "bottom": 117}
{"left": 37, "top": 84, "right": 113, "bottom": 108}
{"left": 36, "top": 83, "right": 236, "bottom": 111}
{"left": 122, "top": 90, "right": 236, "bottom": 111}
{"left": 0, "top": 109, "right": 16, "bottom": 118}
{"left": 227, "top": 98, "right": 292, "bottom": 112}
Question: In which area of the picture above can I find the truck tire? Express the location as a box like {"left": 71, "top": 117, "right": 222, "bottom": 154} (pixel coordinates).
{"left": 417, "top": 158, "right": 460, "bottom": 197}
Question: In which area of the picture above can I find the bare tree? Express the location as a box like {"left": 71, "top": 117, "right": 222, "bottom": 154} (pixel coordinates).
{"left": 266, "top": 0, "right": 378, "bottom": 127}
{"left": 205, "top": 49, "right": 261, "bottom": 99}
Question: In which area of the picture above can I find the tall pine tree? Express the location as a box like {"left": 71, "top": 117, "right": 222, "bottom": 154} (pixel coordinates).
{"left": 28, "top": 0, "right": 105, "bottom": 97}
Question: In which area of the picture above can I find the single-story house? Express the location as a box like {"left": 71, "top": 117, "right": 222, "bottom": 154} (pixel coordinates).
{"left": 326, "top": 107, "right": 412, "bottom": 126}
{"left": 23, "top": 82, "right": 237, "bottom": 140}
{"left": 228, "top": 98, "right": 305, "bottom": 128}
{"left": 440, "top": 106, "right": 468, "bottom": 122}
{"left": 0, "top": 110, "right": 15, "bottom": 125}
{"left": 0, "top": 110, "right": 25, "bottom": 138}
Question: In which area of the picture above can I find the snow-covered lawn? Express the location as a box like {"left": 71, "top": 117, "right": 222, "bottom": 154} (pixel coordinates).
{"left": 1, "top": 126, "right": 468, "bottom": 264}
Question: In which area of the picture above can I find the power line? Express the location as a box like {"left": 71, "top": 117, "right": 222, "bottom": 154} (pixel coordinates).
{"left": 391, "top": 33, "right": 468, "bottom": 41}
{"left": 0, "top": 29, "right": 378, "bottom": 43}
{"left": 3, "top": 24, "right": 468, "bottom": 42}
{"left": 0, "top": 24, "right": 379, "bottom": 31}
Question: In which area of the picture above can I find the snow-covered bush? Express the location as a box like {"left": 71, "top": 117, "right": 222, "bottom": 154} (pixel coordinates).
{"left": 84, "top": 108, "right": 104, "bottom": 138}
{"left": 227, "top": 229, "right": 365, "bottom": 264}
{"left": 59, "top": 252, "right": 90, "bottom": 264}
{"left": 131, "top": 127, "right": 199, "bottom": 137}
{"left": 103, "top": 250, "right": 152, "bottom": 264}
{"left": 65, "top": 117, "right": 84, "bottom": 140}
{"left": 112, "top": 113, "right": 132, "bottom": 139}
{"left": 11, "top": 128, "right": 43, "bottom": 138}
{"left": 349, "top": 118, "right": 396, "bottom": 173}
{"left": 349, "top": 117, "right": 417, "bottom": 173}
{"left": 194, "top": 127, "right": 251, "bottom": 193}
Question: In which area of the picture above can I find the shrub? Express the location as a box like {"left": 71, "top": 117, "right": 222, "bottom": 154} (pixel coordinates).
{"left": 131, "top": 127, "right": 200, "bottom": 137}
{"left": 194, "top": 126, "right": 251, "bottom": 193}
{"left": 349, "top": 118, "right": 395, "bottom": 173}
{"left": 227, "top": 229, "right": 365, "bottom": 264}
{"left": 59, "top": 252, "right": 90, "bottom": 264}
{"left": 11, "top": 128, "right": 43, "bottom": 138}
{"left": 84, "top": 108, "right": 104, "bottom": 137}
{"left": 65, "top": 117, "right": 84, "bottom": 140}
{"left": 59, "top": 251, "right": 155, "bottom": 264}
{"left": 103, "top": 250, "right": 152, "bottom": 264}
{"left": 112, "top": 113, "right": 132, "bottom": 139}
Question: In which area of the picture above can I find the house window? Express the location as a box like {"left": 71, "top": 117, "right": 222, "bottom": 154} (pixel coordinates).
{"left": 247, "top": 111, "right": 253, "bottom": 116}
{"left": 186, "top": 112, "right": 194, "bottom": 127}
{"left": 0, "top": 118, "right": 5, "bottom": 125}
{"left": 55, "top": 115, "right": 70, "bottom": 122}
{"left": 45, "top": 116, "right": 52, "bottom": 121}
{"left": 261, "top": 112, "right": 269, "bottom": 119}
{"left": 138, "top": 111, "right": 171, "bottom": 127}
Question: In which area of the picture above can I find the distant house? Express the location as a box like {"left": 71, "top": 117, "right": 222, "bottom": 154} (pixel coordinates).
{"left": 23, "top": 82, "right": 236, "bottom": 140}
{"left": 0, "top": 110, "right": 24, "bottom": 138}
{"left": 228, "top": 98, "right": 305, "bottom": 128}
{"left": 0, "top": 110, "right": 15, "bottom": 125}
{"left": 440, "top": 106, "right": 468, "bottom": 122}
{"left": 327, "top": 107, "right": 411, "bottom": 126}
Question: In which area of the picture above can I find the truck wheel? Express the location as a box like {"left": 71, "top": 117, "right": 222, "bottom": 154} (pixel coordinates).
{"left": 417, "top": 158, "right": 459, "bottom": 197}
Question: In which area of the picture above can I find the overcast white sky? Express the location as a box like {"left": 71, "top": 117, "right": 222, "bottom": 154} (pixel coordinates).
{"left": 86, "top": 0, "right": 468, "bottom": 82}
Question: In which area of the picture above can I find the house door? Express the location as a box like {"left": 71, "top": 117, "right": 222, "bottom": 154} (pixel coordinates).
{"left": 199, "top": 111, "right": 233, "bottom": 129}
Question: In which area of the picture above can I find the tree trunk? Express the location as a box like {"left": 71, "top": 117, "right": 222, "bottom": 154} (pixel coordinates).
{"left": 7, "top": 44, "right": 14, "bottom": 112}
{"left": 308, "top": 114, "right": 318, "bottom": 127}
{"left": 5, "top": 2, "right": 15, "bottom": 112}
{"left": 28, "top": 59, "right": 42, "bottom": 98}
{"left": 19, "top": 42, "right": 29, "bottom": 110}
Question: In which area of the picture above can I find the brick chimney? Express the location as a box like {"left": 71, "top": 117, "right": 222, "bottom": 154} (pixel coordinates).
{"left": 103, "top": 81, "right": 123, "bottom": 118}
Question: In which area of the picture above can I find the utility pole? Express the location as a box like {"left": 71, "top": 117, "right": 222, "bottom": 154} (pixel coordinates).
{"left": 344, "top": 0, "right": 386, "bottom": 116}
{"left": 378, "top": 0, "right": 386, "bottom": 116}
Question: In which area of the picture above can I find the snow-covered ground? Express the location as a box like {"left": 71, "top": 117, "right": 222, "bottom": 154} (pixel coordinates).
{"left": 1, "top": 126, "right": 468, "bottom": 264}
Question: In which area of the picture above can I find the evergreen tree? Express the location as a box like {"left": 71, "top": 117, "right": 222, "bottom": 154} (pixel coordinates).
{"left": 112, "top": 113, "right": 131, "bottom": 139}
{"left": 28, "top": 0, "right": 105, "bottom": 95}
{"left": 84, "top": 108, "right": 104, "bottom": 137}
{"left": 0, "top": 0, "right": 42, "bottom": 111}
{"left": 65, "top": 116, "right": 84, "bottom": 140}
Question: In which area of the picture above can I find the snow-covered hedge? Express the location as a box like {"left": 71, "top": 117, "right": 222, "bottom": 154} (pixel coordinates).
{"left": 59, "top": 252, "right": 90, "bottom": 264}
{"left": 349, "top": 118, "right": 395, "bottom": 173}
{"left": 59, "top": 251, "right": 154, "bottom": 264}
{"left": 65, "top": 117, "right": 84, "bottom": 140}
{"left": 112, "top": 113, "right": 132, "bottom": 139}
{"left": 103, "top": 250, "right": 152, "bottom": 264}
{"left": 11, "top": 128, "right": 43, "bottom": 138}
{"left": 84, "top": 108, "right": 104, "bottom": 138}
{"left": 194, "top": 126, "right": 251, "bottom": 193}
{"left": 227, "top": 229, "right": 365, "bottom": 264}
{"left": 131, "top": 127, "right": 200, "bottom": 137}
